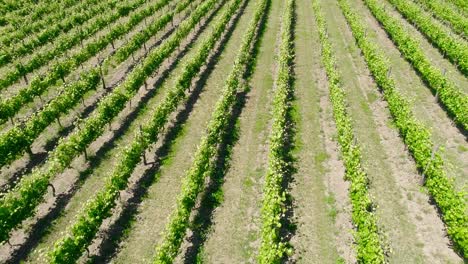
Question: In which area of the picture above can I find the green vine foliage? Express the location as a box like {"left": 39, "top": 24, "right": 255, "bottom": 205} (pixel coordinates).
{"left": 0, "top": 0, "right": 190, "bottom": 169}
{"left": 0, "top": 0, "right": 218, "bottom": 247}
{"left": 0, "top": 0, "right": 45, "bottom": 20}
{"left": 446, "top": 0, "right": 468, "bottom": 17}
{"left": 0, "top": 0, "right": 78, "bottom": 37}
{"left": 47, "top": 0, "right": 237, "bottom": 261}
{"left": 0, "top": 0, "right": 115, "bottom": 66}
{"left": 0, "top": 0, "right": 83, "bottom": 40}
{"left": 414, "top": 0, "right": 468, "bottom": 38}
{"left": 338, "top": 0, "right": 468, "bottom": 257}
{"left": 387, "top": 0, "right": 468, "bottom": 76}
{"left": 258, "top": 0, "right": 295, "bottom": 263}
{"left": 0, "top": 0, "right": 148, "bottom": 91}
{"left": 363, "top": 0, "right": 468, "bottom": 131}
{"left": 0, "top": 0, "right": 172, "bottom": 127}
{"left": 153, "top": 0, "right": 269, "bottom": 262}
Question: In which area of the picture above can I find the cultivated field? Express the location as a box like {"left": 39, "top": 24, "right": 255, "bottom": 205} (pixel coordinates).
{"left": 0, "top": 0, "right": 467, "bottom": 263}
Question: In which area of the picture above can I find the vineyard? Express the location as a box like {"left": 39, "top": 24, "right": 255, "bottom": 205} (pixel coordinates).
{"left": 0, "top": 0, "right": 466, "bottom": 263}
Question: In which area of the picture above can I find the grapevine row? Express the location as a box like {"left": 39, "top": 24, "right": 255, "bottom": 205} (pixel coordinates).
{"left": 386, "top": 0, "right": 468, "bottom": 76}
{"left": 0, "top": 0, "right": 218, "bottom": 245}
{"left": 312, "top": 0, "right": 386, "bottom": 262}
{"left": 0, "top": 0, "right": 169, "bottom": 127}
{"left": 0, "top": 0, "right": 97, "bottom": 46}
{"left": 0, "top": 0, "right": 65, "bottom": 25}
{"left": 0, "top": 0, "right": 183, "bottom": 169}
{"left": 154, "top": 0, "right": 269, "bottom": 261}
{"left": 0, "top": 0, "right": 147, "bottom": 91}
{"left": 447, "top": 0, "right": 468, "bottom": 16}
{"left": 0, "top": 0, "right": 191, "bottom": 169}
{"left": 0, "top": 0, "right": 35, "bottom": 17}
{"left": 258, "top": 0, "right": 294, "bottom": 262}
{"left": 49, "top": 0, "right": 243, "bottom": 261}
{"left": 0, "top": 0, "right": 75, "bottom": 34}
{"left": 0, "top": 0, "right": 85, "bottom": 43}
{"left": 414, "top": 0, "right": 468, "bottom": 39}
{"left": 0, "top": 0, "right": 114, "bottom": 66}
{"left": 363, "top": 0, "right": 468, "bottom": 130}
{"left": 338, "top": 0, "right": 468, "bottom": 257}
{"left": 110, "top": 0, "right": 184, "bottom": 65}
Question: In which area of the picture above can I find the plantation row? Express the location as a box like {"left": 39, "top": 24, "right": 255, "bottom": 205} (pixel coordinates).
{"left": 0, "top": 0, "right": 148, "bottom": 91}
{"left": 0, "top": 0, "right": 190, "bottom": 169}
{"left": 447, "top": 0, "right": 468, "bottom": 16}
{"left": 0, "top": 0, "right": 74, "bottom": 27}
{"left": 0, "top": 0, "right": 79, "bottom": 41}
{"left": 0, "top": 0, "right": 466, "bottom": 263}
{"left": 0, "top": 0, "right": 217, "bottom": 245}
{"left": 0, "top": 0, "right": 33, "bottom": 17}
{"left": 0, "top": 0, "right": 112, "bottom": 66}
{"left": 50, "top": 0, "right": 243, "bottom": 261}
{"left": 387, "top": 0, "right": 468, "bottom": 76}
{"left": 155, "top": 0, "right": 269, "bottom": 261}
{"left": 258, "top": 0, "right": 294, "bottom": 262}
{"left": 363, "top": 0, "right": 468, "bottom": 131}
{"left": 338, "top": 0, "right": 468, "bottom": 257}
{"left": 414, "top": 0, "right": 468, "bottom": 38}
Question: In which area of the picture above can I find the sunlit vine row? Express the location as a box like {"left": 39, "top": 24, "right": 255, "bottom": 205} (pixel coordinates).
{"left": 258, "top": 0, "right": 294, "bottom": 262}
{"left": 0, "top": 0, "right": 73, "bottom": 28}
{"left": 0, "top": 0, "right": 76, "bottom": 35}
{"left": 338, "top": 0, "right": 468, "bottom": 257}
{"left": 363, "top": 0, "right": 468, "bottom": 131}
{"left": 386, "top": 0, "right": 468, "bottom": 76}
{"left": 0, "top": 0, "right": 113, "bottom": 66}
{"left": 0, "top": 0, "right": 147, "bottom": 90}
{"left": 0, "top": 0, "right": 171, "bottom": 126}
{"left": 446, "top": 0, "right": 468, "bottom": 16}
{"left": 154, "top": 0, "right": 269, "bottom": 262}
{"left": 0, "top": 0, "right": 218, "bottom": 246}
{"left": 48, "top": 1, "right": 243, "bottom": 261}
{"left": 414, "top": 0, "right": 468, "bottom": 39}
{"left": 0, "top": 0, "right": 192, "bottom": 169}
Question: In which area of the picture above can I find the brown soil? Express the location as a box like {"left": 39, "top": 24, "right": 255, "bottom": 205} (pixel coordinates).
{"left": 109, "top": 4, "right": 258, "bottom": 264}
{"left": 288, "top": 0, "right": 346, "bottom": 262}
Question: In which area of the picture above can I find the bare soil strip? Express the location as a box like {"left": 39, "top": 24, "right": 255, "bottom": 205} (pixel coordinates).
{"left": 0, "top": 0, "right": 148, "bottom": 98}
{"left": 287, "top": 0, "right": 351, "bottom": 262}
{"left": 197, "top": 1, "right": 284, "bottom": 263}
{"left": 84, "top": 0, "right": 252, "bottom": 262}
{"left": 0, "top": 0, "right": 466, "bottom": 262}
{"left": 0, "top": 1, "right": 172, "bottom": 131}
